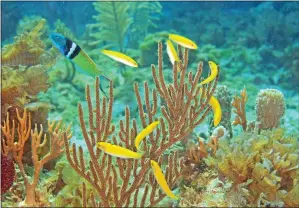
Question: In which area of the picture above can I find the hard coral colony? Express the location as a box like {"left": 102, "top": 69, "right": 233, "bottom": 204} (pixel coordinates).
{"left": 1, "top": 2, "right": 299, "bottom": 208}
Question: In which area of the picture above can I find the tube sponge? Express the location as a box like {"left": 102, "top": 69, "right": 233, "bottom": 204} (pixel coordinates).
{"left": 255, "top": 89, "right": 285, "bottom": 130}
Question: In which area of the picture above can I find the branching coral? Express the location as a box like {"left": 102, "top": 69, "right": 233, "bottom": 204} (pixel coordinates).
{"left": 232, "top": 87, "right": 248, "bottom": 131}
{"left": 1, "top": 109, "right": 72, "bottom": 206}
{"left": 64, "top": 42, "right": 219, "bottom": 206}
{"left": 182, "top": 126, "right": 227, "bottom": 185}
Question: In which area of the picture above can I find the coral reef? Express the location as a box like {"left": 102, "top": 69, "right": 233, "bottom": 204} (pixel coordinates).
{"left": 1, "top": 18, "right": 58, "bottom": 130}
{"left": 1, "top": 153, "right": 16, "bottom": 194}
{"left": 179, "top": 171, "right": 233, "bottom": 207}
{"left": 182, "top": 126, "right": 227, "bottom": 186}
{"left": 2, "top": 18, "right": 57, "bottom": 67}
{"left": 63, "top": 42, "right": 219, "bottom": 206}
{"left": 204, "top": 128, "right": 299, "bottom": 206}
{"left": 16, "top": 15, "right": 49, "bottom": 40}
{"left": 1, "top": 109, "right": 72, "bottom": 206}
{"left": 256, "top": 89, "right": 285, "bottom": 130}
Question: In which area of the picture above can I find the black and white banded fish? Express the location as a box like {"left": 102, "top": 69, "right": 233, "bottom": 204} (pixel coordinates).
{"left": 49, "top": 32, "right": 110, "bottom": 94}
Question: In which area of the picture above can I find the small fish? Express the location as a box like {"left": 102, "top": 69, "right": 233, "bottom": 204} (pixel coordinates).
{"left": 49, "top": 33, "right": 110, "bottom": 94}
{"left": 96, "top": 142, "right": 143, "bottom": 159}
{"left": 166, "top": 40, "right": 179, "bottom": 65}
{"left": 150, "top": 160, "right": 179, "bottom": 200}
{"left": 101, "top": 49, "right": 138, "bottom": 67}
{"left": 169, "top": 34, "right": 198, "bottom": 50}
{"left": 135, "top": 121, "right": 160, "bottom": 151}
{"left": 199, "top": 61, "right": 218, "bottom": 85}
{"left": 209, "top": 96, "right": 222, "bottom": 127}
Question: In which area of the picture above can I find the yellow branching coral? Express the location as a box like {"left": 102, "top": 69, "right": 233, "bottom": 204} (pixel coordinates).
{"left": 64, "top": 42, "right": 219, "bottom": 207}
{"left": 1, "top": 109, "right": 72, "bottom": 207}
{"left": 207, "top": 128, "right": 299, "bottom": 206}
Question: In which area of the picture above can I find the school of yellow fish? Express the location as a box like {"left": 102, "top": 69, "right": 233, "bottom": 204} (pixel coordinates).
{"left": 94, "top": 33, "right": 222, "bottom": 200}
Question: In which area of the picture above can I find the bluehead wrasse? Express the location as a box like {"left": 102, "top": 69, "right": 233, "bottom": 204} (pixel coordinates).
{"left": 166, "top": 40, "right": 179, "bottom": 66}
{"left": 135, "top": 121, "right": 160, "bottom": 151}
{"left": 49, "top": 33, "right": 110, "bottom": 94}
{"left": 209, "top": 95, "right": 222, "bottom": 127}
{"left": 150, "top": 160, "right": 179, "bottom": 200}
{"left": 169, "top": 34, "right": 198, "bottom": 50}
{"left": 101, "top": 49, "right": 138, "bottom": 67}
{"left": 96, "top": 142, "right": 143, "bottom": 159}
{"left": 199, "top": 61, "right": 218, "bottom": 85}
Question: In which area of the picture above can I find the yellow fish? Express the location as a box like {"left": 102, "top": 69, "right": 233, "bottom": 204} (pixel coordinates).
{"left": 169, "top": 34, "right": 198, "bottom": 50}
{"left": 150, "top": 160, "right": 179, "bottom": 200}
{"left": 96, "top": 142, "right": 143, "bottom": 159}
{"left": 166, "top": 40, "right": 179, "bottom": 65}
{"left": 135, "top": 121, "right": 160, "bottom": 151}
{"left": 199, "top": 61, "right": 218, "bottom": 85}
{"left": 101, "top": 49, "right": 138, "bottom": 67}
{"left": 209, "top": 96, "right": 222, "bottom": 127}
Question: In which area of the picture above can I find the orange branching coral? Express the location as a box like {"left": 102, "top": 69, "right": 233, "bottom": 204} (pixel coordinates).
{"left": 1, "top": 109, "right": 72, "bottom": 207}
{"left": 64, "top": 42, "right": 219, "bottom": 207}
{"left": 185, "top": 126, "right": 227, "bottom": 167}
{"left": 232, "top": 87, "right": 248, "bottom": 131}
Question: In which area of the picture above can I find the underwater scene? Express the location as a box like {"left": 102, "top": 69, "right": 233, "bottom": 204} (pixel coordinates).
{"left": 1, "top": 1, "right": 299, "bottom": 207}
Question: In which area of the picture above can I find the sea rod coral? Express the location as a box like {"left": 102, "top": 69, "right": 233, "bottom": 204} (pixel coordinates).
{"left": 1, "top": 109, "right": 72, "bottom": 207}
{"left": 63, "top": 42, "right": 219, "bottom": 206}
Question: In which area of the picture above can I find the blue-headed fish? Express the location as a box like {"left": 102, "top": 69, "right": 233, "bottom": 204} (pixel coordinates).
{"left": 49, "top": 33, "right": 110, "bottom": 94}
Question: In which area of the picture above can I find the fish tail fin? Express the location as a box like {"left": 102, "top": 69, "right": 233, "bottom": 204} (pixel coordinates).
{"left": 99, "top": 75, "right": 111, "bottom": 95}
